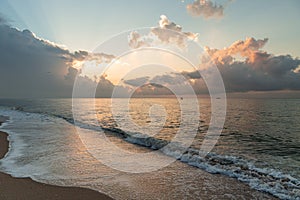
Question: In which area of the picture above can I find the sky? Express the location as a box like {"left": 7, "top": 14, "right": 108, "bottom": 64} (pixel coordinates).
{"left": 1, "top": 0, "right": 300, "bottom": 55}
{"left": 0, "top": 0, "right": 300, "bottom": 98}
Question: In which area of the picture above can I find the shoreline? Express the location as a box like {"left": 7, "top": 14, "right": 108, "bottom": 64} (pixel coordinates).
{"left": 0, "top": 120, "right": 113, "bottom": 200}
{"left": 0, "top": 115, "right": 279, "bottom": 199}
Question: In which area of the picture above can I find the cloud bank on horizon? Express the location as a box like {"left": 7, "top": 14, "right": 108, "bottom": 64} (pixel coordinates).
{"left": 0, "top": 12, "right": 299, "bottom": 98}
{"left": 0, "top": 17, "right": 115, "bottom": 98}
{"left": 125, "top": 16, "right": 300, "bottom": 94}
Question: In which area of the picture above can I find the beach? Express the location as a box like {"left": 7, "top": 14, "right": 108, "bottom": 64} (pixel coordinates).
{"left": 0, "top": 108, "right": 282, "bottom": 200}
{"left": 0, "top": 119, "right": 113, "bottom": 200}
{"left": 0, "top": 1, "right": 299, "bottom": 199}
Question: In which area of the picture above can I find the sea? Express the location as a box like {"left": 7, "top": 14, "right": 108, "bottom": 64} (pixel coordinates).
{"left": 0, "top": 98, "right": 299, "bottom": 199}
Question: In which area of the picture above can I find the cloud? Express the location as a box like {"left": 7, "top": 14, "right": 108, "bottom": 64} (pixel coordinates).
{"left": 202, "top": 37, "right": 300, "bottom": 92}
{"left": 151, "top": 15, "right": 198, "bottom": 48}
{"left": 132, "top": 84, "right": 174, "bottom": 96}
{"left": 128, "top": 31, "right": 150, "bottom": 49}
{"left": 138, "top": 73, "right": 201, "bottom": 95}
{"left": 205, "top": 37, "right": 269, "bottom": 65}
{"left": 294, "top": 66, "right": 300, "bottom": 74}
{"left": 86, "top": 53, "right": 115, "bottom": 64}
{"left": 1, "top": 13, "right": 299, "bottom": 98}
{"left": 181, "top": 71, "right": 202, "bottom": 79}
{"left": 147, "top": 73, "right": 208, "bottom": 95}
{"left": 186, "top": 0, "right": 225, "bottom": 19}
{"left": 158, "top": 15, "right": 183, "bottom": 32}
{"left": 95, "top": 75, "right": 116, "bottom": 97}
{"left": 123, "top": 72, "right": 201, "bottom": 96}
{"left": 150, "top": 73, "right": 187, "bottom": 85}
{"left": 0, "top": 17, "right": 114, "bottom": 98}
{"left": 216, "top": 60, "right": 300, "bottom": 92}
{"left": 125, "top": 36, "right": 300, "bottom": 94}
{"left": 123, "top": 74, "right": 187, "bottom": 88}
{"left": 128, "top": 15, "right": 198, "bottom": 49}
{"left": 123, "top": 76, "right": 150, "bottom": 87}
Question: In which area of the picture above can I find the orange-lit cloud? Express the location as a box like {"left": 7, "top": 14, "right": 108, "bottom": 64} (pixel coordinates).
{"left": 202, "top": 37, "right": 300, "bottom": 92}
{"left": 205, "top": 37, "right": 269, "bottom": 65}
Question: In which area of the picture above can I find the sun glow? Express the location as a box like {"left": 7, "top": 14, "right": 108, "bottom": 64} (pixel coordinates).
{"left": 72, "top": 60, "right": 84, "bottom": 70}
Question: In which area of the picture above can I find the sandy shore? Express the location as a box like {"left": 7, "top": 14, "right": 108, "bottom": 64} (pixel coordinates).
{"left": 0, "top": 116, "right": 278, "bottom": 200}
{"left": 0, "top": 120, "right": 113, "bottom": 200}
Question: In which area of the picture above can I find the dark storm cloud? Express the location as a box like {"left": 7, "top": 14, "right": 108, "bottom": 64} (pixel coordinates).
{"left": 0, "top": 16, "right": 114, "bottom": 98}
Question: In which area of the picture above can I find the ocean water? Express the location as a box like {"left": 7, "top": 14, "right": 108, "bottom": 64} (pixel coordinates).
{"left": 0, "top": 98, "right": 299, "bottom": 199}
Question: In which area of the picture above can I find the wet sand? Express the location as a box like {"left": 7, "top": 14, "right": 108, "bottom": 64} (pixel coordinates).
{"left": 0, "top": 116, "right": 278, "bottom": 200}
{"left": 0, "top": 120, "right": 113, "bottom": 200}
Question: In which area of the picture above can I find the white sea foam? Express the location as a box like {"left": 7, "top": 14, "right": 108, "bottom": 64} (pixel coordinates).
{"left": 0, "top": 109, "right": 74, "bottom": 179}
{"left": 73, "top": 118, "right": 300, "bottom": 199}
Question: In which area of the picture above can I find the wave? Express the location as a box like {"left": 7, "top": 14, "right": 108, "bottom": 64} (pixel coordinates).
{"left": 180, "top": 151, "right": 300, "bottom": 200}
{"left": 69, "top": 114, "right": 300, "bottom": 200}
{"left": 1, "top": 107, "right": 299, "bottom": 199}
